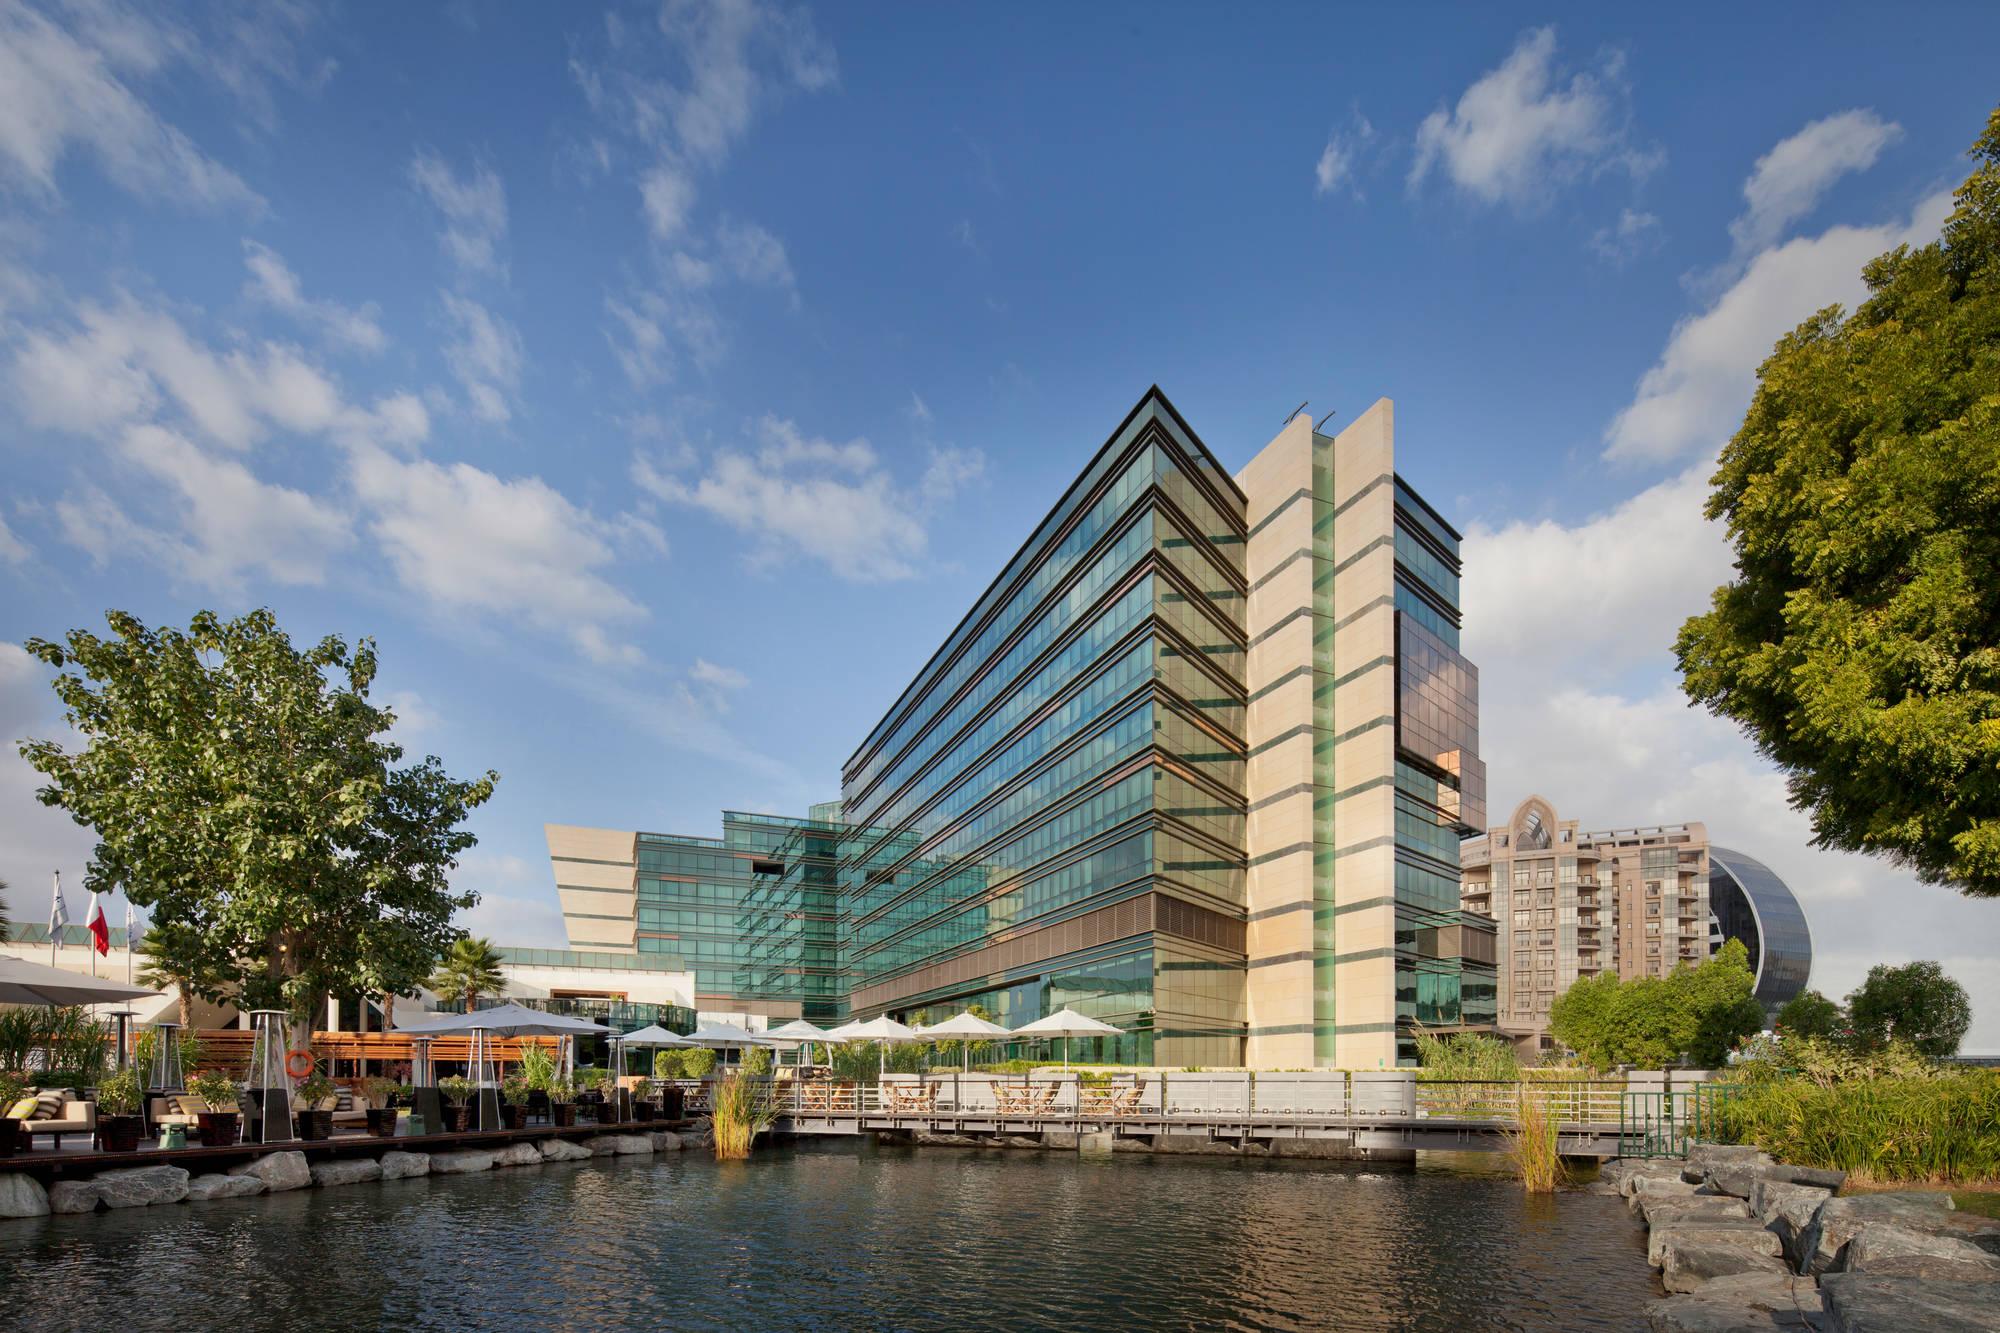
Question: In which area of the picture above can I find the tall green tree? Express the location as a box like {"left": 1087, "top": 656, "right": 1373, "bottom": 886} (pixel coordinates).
{"left": 1845, "top": 960, "right": 1972, "bottom": 1059}
{"left": 1775, "top": 989, "right": 1845, "bottom": 1042}
{"left": 19, "top": 609, "right": 497, "bottom": 1049}
{"left": 1550, "top": 940, "right": 1764, "bottom": 1069}
{"left": 1677, "top": 108, "right": 2000, "bottom": 896}
{"left": 427, "top": 936, "right": 506, "bottom": 1013}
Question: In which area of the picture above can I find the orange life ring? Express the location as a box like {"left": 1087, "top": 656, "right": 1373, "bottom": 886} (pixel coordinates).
{"left": 284, "top": 1049, "right": 315, "bottom": 1079}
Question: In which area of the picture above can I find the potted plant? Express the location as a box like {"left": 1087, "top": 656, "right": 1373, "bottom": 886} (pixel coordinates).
{"left": 573, "top": 1067, "right": 609, "bottom": 1122}
{"left": 295, "top": 1072, "right": 336, "bottom": 1141}
{"left": 547, "top": 1076, "right": 577, "bottom": 1127}
{"left": 94, "top": 1066, "right": 146, "bottom": 1152}
{"left": 362, "top": 1077, "right": 400, "bottom": 1137}
{"left": 0, "top": 1071, "right": 28, "bottom": 1157}
{"left": 438, "top": 1076, "right": 476, "bottom": 1133}
{"left": 188, "top": 1070, "right": 242, "bottom": 1147}
{"left": 501, "top": 1074, "right": 531, "bottom": 1129}
{"left": 631, "top": 1077, "right": 657, "bottom": 1122}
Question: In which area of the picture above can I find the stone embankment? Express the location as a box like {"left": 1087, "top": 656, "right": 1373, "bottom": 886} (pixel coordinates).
{"left": 0, "top": 1128, "right": 691, "bottom": 1221}
{"left": 1595, "top": 1143, "right": 2000, "bottom": 1332}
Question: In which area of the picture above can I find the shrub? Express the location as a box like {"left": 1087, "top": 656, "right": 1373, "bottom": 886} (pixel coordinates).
{"left": 96, "top": 1066, "right": 143, "bottom": 1116}
{"left": 681, "top": 1048, "right": 717, "bottom": 1078}
{"left": 502, "top": 1074, "right": 531, "bottom": 1107}
{"left": 653, "top": 1048, "right": 684, "bottom": 1080}
{"left": 1717, "top": 1065, "right": 2000, "bottom": 1183}
{"left": 437, "top": 1076, "right": 476, "bottom": 1107}
{"left": 188, "top": 1070, "right": 240, "bottom": 1110}
{"left": 743, "top": 1046, "right": 773, "bottom": 1076}
{"left": 295, "top": 1071, "right": 335, "bottom": 1107}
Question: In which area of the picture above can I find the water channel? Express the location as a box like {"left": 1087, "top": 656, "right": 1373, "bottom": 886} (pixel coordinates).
{"left": 0, "top": 1142, "right": 1660, "bottom": 1330}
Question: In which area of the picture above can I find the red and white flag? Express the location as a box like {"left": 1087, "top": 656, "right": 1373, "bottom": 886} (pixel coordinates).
{"left": 84, "top": 893, "right": 110, "bottom": 956}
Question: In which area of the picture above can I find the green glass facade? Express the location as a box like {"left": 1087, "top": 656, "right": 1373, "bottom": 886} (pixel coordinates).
{"left": 837, "top": 390, "right": 1250, "bottom": 1068}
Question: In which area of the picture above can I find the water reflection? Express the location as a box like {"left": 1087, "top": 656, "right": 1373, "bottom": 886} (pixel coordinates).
{"left": 1, "top": 1143, "right": 1656, "bottom": 1331}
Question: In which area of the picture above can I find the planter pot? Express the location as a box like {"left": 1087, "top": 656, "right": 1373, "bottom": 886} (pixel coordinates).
{"left": 501, "top": 1104, "right": 527, "bottom": 1130}
{"left": 443, "top": 1105, "right": 473, "bottom": 1133}
{"left": 296, "top": 1110, "right": 334, "bottom": 1141}
{"left": 0, "top": 1116, "right": 21, "bottom": 1157}
{"left": 197, "top": 1112, "right": 241, "bottom": 1147}
{"left": 98, "top": 1114, "right": 144, "bottom": 1152}
{"left": 551, "top": 1104, "right": 576, "bottom": 1127}
{"left": 633, "top": 1101, "right": 657, "bottom": 1122}
{"left": 366, "top": 1107, "right": 398, "bottom": 1138}
{"left": 660, "top": 1087, "right": 684, "bottom": 1121}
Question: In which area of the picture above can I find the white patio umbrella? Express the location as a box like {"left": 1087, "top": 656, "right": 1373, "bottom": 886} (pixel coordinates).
{"left": 764, "top": 1018, "right": 832, "bottom": 1067}
{"left": 0, "top": 957, "right": 157, "bottom": 1007}
{"left": 827, "top": 1015, "right": 920, "bottom": 1080}
{"left": 684, "top": 1020, "right": 780, "bottom": 1048}
{"left": 618, "top": 1024, "right": 696, "bottom": 1048}
{"left": 915, "top": 1011, "right": 1011, "bottom": 1071}
{"left": 395, "top": 1003, "right": 613, "bottom": 1092}
{"left": 1011, "top": 1007, "right": 1122, "bottom": 1069}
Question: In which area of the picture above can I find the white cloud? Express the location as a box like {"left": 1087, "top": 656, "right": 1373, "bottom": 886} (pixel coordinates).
{"left": 715, "top": 216, "right": 795, "bottom": 295}
{"left": 1463, "top": 455, "right": 1730, "bottom": 675}
{"left": 349, "top": 446, "right": 662, "bottom": 664}
{"left": 1728, "top": 109, "right": 1902, "bottom": 262}
{"left": 0, "top": 513, "right": 28, "bottom": 563}
{"left": 1314, "top": 112, "right": 1374, "bottom": 198}
{"left": 242, "top": 240, "right": 386, "bottom": 353}
{"left": 10, "top": 297, "right": 342, "bottom": 451}
{"left": 438, "top": 293, "right": 522, "bottom": 424}
{"left": 690, "top": 658, "right": 747, "bottom": 691}
{"left": 1409, "top": 27, "right": 1655, "bottom": 210}
{"left": 451, "top": 851, "right": 567, "bottom": 946}
{"left": 634, "top": 413, "right": 982, "bottom": 582}
{"left": 1590, "top": 208, "right": 1663, "bottom": 265}
{"left": 603, "top": 287, "right": 722, "bottom": 388}
{"left": 0, "top": 0, "right": 262, "bottom": 212}
{"left": 1604, "top": 188, "right": 1953, "bottom": 464}
{"left": 409, "top": 148, "right": 508, "bottom": 278}
{"left": 639, "top": 163, "right": 697, "bottom": 243}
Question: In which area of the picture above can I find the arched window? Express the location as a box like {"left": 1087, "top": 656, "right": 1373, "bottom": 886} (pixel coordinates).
{"left": 1519, "top": 809, "right": 1550, "bottom": 851}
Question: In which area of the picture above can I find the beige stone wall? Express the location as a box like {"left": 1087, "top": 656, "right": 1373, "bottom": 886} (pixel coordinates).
{"left": 545, "top": 823, "right": 638, "bottom": 954}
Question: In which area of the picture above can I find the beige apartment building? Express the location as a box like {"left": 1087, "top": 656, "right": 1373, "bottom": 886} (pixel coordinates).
{"left": 1459, "top": 796, "right": 1709, "bottom": 1043}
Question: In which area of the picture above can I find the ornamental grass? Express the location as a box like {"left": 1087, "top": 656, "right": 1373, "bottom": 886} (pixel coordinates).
{"left": 711, "top": 1072, "right": 774, "bottom": 1162}
{"left": 1505, "top": 1085, "right": 1568, "bottom": 1194}
{"left": 1718, "top": 1066, "right": 2000, "bottom": 1184}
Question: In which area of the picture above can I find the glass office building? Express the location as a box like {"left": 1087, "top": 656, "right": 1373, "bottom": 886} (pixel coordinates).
{"left": 547, "top": 388, "right": 1493, "bottom": 1066}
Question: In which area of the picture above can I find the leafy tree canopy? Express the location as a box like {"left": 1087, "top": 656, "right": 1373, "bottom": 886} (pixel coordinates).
{"left": 1677, "top": 108, "right": 2000, "bottom": 895}
{"left": 1846, "top": 960, "right": 1972, "bottom": 1059}
{"left": 1775, "top": 988, "right": 1845, "bottom": 1042}
{"left": 1550, "top": 939, "right": 1765, "bottom": 1069}
{"left": 19, "top": 609, "right": 497, "bottom": 1039}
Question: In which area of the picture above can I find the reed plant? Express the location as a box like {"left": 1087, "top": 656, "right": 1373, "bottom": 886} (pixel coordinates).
{"left": 711, "top": 1071, "right": 774, "bottom": 1161}
{"left": 1718, "top": 1064, "right": 2000, "bottom": 1184}
{"left": 1505, "top": 1085, "right": 1567, "bottom": 1193}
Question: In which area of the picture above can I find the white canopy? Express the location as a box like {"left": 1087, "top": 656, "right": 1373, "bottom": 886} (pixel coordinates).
{"left": 393, "top": 1002, "right": 613, "bottom": 1037}
{"left": 914, "top": 1012, "right": 1010, "bottom": 1039}
{"left": 764, "top": 1019, "right": 832, "bottom": 1043}
{"left": 684, "top": 1020, "right": 779, "bottom": 1048}
{"left": 914, "top": 1011, "right": 1011, "bottom": 1071}
{"left": 0, "top": 957, "right": 158, "bottom": 1007}
{"left": 827, "top": 1015, "right": 918, "bottom": 1043}
{"left": 1012, "top": 1007, "right": 1122, "bottom": 1069}
{"left": 618, "top": 1024, "right": 697, "bottom": 1048}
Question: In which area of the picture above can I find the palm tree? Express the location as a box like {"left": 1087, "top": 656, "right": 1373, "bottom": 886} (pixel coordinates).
{"left": 428, "top": 936, "right": 506, "bottom": 1013}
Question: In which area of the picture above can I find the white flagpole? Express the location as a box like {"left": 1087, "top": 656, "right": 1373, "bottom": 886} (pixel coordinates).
{"left": 48, "top": 870, "right": 65, "bottom": 966}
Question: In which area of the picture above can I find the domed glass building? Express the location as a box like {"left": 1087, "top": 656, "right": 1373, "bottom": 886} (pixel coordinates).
{"left": 1707, "top": 846, "right": 1813, "bottom": 1014}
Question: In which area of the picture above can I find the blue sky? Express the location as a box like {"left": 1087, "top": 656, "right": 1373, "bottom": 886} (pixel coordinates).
{"left": 1, "top": 1, "right": 1996, "bottom": 1044}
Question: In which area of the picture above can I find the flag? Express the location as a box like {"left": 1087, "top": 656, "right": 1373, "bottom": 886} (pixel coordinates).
{"left": 48, "top": 872, "right": 68, "bottom": 937}
{"left": 84, "top": 893, "right": 109, "bottom": 956}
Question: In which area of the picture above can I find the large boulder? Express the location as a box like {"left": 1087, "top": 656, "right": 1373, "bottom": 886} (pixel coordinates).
{"left": 1641, "top": 1195, "right": 1752, "bottom": 1228}
{"left": 1646, "top": 1272, "right": 1823, "bottom": 1333}
{"left": 378, "top": 1151, "right": 430, "bottom": 1180}
{"left": 1756, "top": 1163, "right": 1846, "bottom": 1193}
{"left": 492, "top": 1142, "right": 544, "bottom": 1168}
{"left": 1841, "top": 1223, "right": 2000, "bottom": 1280}
{"left": 1821, "top": 1274, "right": 2000, "bottom": 1333}
{"left": 0, "top": 1174, "right": 50, "bottom": 1219}
{"left": 1630, "top": 1176, "right": 1703, "bottom": 1212}
{"left": 1753, "top": 1182, "right": 1833, "bottom": 1267}
{"left": 48, "top": 1181, "right": 100, "bottom": 1214}
{"left": 600, "top": 1135, "right": 654, "bottom": 1156}
{"left": 1683, "top": 1143, "right": 1767, "bottom": 1186}
{"left": 185, "top": 1173, "right": 265, "bottom": 1202}
{"left": 90, "top": 1165, "right": 189, "bottom": 1209}
{"left": 427, "top": 1150, "right": 495, "bottom": 1175}
{"left": 1650, "top": 1220, "right": 1784, "bottom": 1269}
{"left": 1659, "top": 1238, "right": 1793, "bottom": 1294}
{"left": 648, "top": 1131, "right": 682, "bottom": 1152}
{"left": 1603, "top": 1158, "right": 1687, "bottom": 1195}
{"left": 309, "top": 1158, "right": 383, "bottom": 1188}
{"left": 537, "top": 1139, "right": 591, "bottom": 1162}
{"left": 228, "top": 1150, "right": 310, "bottom": 1193}
{"left": 1706, "top": 1156, "right": 1780, "bottom": 1200}
{"left": 1802, "top": 1193, "right": 1956, "bottom": 1274}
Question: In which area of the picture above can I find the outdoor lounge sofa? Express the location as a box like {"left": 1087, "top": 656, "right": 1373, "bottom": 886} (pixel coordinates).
{"left": 15, "top": 1089, "right": 97, "bottom": 1148}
